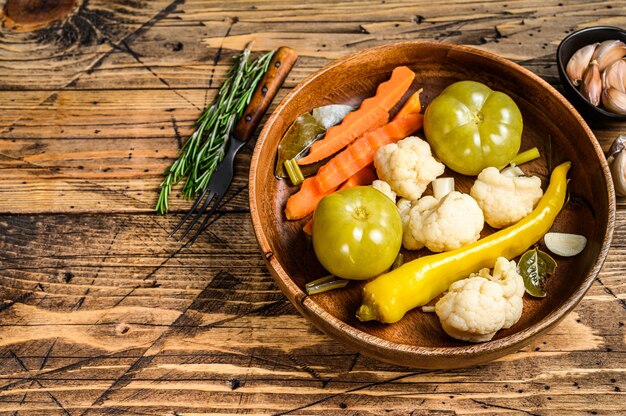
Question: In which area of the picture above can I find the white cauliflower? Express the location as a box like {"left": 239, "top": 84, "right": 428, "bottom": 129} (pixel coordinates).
{"left": 374, "top": 136, "right": 445, "bottom": 200}
{"left": 397, "top": 198, "right": 421, "bottom": 250}
{"left": 371, "top": 180, "right": 396, "bottom": 203}
{"left": 435, "top": 277, "right": 507, "bottom": 343}
{"left": 470, "top": 257, "right": 525, "bottom": 328}
{"left": 398, "top": 191, "right": 484, "bottom": 252}
{"left": 470, "top": 167, "right": 543, "bottom": 229}
{"left": 435, "top": 257, "right": 525, "bottom": 343}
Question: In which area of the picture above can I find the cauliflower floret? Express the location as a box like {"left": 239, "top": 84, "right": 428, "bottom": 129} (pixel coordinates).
{"left": 435, "top": 277, "right": 507, "bottom": 343}
{"left": 471, "top": 257, "right": 525, "bottom": 328}
{"left": 435, "top": 257, "right": 525, "bottom": 343}
{"left": 372, "top": 180, "right": 396, "bottom": 203}
{"left": 470, "top": 167, "right": 543, "bottom": 229}
{"left": 400, "top": 191, "right": 484, "bottom": 252}
{"left": 397, "top": 197, "right": 434, "bottom": 250}
{"left": 374, "top": 136, "right": 445, "bottom": 200}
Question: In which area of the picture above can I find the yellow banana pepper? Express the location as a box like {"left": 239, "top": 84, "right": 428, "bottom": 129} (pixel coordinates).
{"left": 357, "top": 161, "right": 571, "bottom": 323}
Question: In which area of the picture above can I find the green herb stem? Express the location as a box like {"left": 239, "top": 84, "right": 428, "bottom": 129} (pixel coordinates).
{"left": 305, "top": 275, "right": 349, "bottom": 295}
{"left": 511, "top": 147, "right": 540, "bottom": 166}
{"left": 284, "top": 158, "right": 305, "bottom": 186}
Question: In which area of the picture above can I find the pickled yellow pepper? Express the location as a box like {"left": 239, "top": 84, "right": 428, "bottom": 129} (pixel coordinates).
{"left": 356, "top": 161, "right": 571, "bottom": 323}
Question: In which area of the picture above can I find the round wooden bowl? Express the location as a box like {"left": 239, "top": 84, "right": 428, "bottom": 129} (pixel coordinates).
{"left": 249, "top": 42, "right": 615, "bottom": 369}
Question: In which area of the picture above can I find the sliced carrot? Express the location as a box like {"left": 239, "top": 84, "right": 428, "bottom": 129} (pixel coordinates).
{"left": 297, "top": 66, "right": 415, "bottom": 165}
{"left": 303, "top": 218, "right": 314, "bottom": 235}
{"left": 394, "top": 88, "right": 422, "bottom": 120}
{"left": 366, "top": 111, "right": 389, "bottom": 133}
{"left": 338, "top": 164, "right": 377, "bottom": 190}
{"left": 285, "top": 177, "right": 338, "bottom": 220}
{"left": 285, "top": 113, "right": 422, "bottom": 220}
{"left": 315, "top": 113, "right": 423, "bottom": 193}
{"left": 303, "top": 164, "right": 377, "bottom": 235}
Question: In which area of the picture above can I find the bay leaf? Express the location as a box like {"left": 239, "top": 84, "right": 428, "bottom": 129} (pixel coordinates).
{"left": 275, "top": 104, "right": 354, "bottom": 178}
{"left": 275, "top": 113, "right": 325, "bottom": 178}
{"left": 518, "top": 248, "right": 557, "bottom": 298}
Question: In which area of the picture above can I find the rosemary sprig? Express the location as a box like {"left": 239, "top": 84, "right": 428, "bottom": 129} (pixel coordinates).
{"left": 156, "top": 46, "right": 274, "bottom": 214}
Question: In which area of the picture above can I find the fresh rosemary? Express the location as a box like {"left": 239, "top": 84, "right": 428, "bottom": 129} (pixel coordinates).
{"left": 156, "top": 46, "right": 274, "bottom": 214}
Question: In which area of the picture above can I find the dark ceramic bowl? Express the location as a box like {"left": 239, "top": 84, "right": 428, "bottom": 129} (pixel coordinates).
{"left": 556, "top": 26, "right": 626, "bottom": 122}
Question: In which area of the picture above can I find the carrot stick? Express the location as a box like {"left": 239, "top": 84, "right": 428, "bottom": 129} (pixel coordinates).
{"left": 394, "top": 88, "right": 422, "bottom": 120}
{"left": 338, "top": 163, "right": 377, "bottom": 190}
{"left": 285, "top": 113, "right": 423, "bottom": 220}
{"left": 302, "top": 164, "right": 377, "bottom": 235}
{"left": 297, "top": 66, "right": 415, "bottom": 165}
{"left": 303, "top": 217, "right": 314, "bottom": 235}
{"left": 315, "top": 113, "right": 423, "bottom": 193}
{"left": 285, "top": 177, "right": 337, "bottom": 220}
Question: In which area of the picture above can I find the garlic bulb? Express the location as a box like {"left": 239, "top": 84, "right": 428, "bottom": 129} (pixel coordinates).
{"left": 580, "top": 61, "right": 602, "bottom": 106}
{"left": 591, "top": 40, "right": 626, "bottom": 71}
{"left": 607, "top": 135, "right": 626, "bottom": 196}
{"left": 566, "top": 43, "right": 598, "bottom": 85}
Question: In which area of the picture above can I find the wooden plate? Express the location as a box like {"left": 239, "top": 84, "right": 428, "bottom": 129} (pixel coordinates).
{"left": 249, "top": 42, "right": 615, "bottom": 369}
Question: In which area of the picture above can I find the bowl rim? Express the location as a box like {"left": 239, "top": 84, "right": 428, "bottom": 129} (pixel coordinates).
{"left": 556, "top": 25, "right": 626, "bottom": 120}
{"left": 249, "top": 41, "right": 616, "bottom": 366}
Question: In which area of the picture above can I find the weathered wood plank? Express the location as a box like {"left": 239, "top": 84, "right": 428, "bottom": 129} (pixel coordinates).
{"left": 0, "top": 0, "right": 179, "bottom": 90}
{"left": 0, "top": 302, "right": 622, "bottom": 413}
{"left": 1, "top": 0, "right": 625, "bottom": 414}
{"left": 1, "top": 89, "right": 623, "bottom": 214}
{"left": 1, "top": 210, "right": 624, "bottom": 307}
{"left": 0, "top": 211, "right": 623, "bottom": 414}
{"left": 2, "top": 0, "right": 625, "bottom": 214}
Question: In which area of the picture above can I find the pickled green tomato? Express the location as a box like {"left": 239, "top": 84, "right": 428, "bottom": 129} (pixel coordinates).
{"left": 424, "top": 81, "right": 523, "bottom": 175}
{"left": 312, "top": 186, "right": 402, "bottom": 280}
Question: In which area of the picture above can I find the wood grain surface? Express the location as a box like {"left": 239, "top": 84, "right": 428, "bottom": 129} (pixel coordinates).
{"left": 0, "top": 0, "right": 624, "bottom": 414}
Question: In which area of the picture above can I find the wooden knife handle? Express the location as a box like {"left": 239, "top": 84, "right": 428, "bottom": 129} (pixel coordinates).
{"left": 233, "top": 46, "right": 298, "bottom": 142}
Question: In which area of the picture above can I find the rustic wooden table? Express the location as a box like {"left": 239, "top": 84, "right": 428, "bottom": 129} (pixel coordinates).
{"left": 1, "top": 0, "right": 625, "bottom": 414}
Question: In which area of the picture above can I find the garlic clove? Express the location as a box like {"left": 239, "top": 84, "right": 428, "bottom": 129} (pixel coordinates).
{"left": 607, "top": 135, "right": 626, "bottom": 196}
{"left": 544, "top": 232, "right": 587, "bottom": 257}
{"left": 607, "top": 134, "right": 626, "bottom": 159}
{"left": 580, "top": 61, "right": 602, "bottom": 106}
{"left": 610, "top": 147, "right": 626, "bottom": 196}
{"left": 566, "top": 43, "right": 598, "bottom": 85}
{"left": 602, "top": 87, "right": 626, "bottom": 115}
{"left": 591, "top": 39, "right": 626, "bottom": 71}
{"left": 602, "top": 59, "right": 626, "bottom": 92}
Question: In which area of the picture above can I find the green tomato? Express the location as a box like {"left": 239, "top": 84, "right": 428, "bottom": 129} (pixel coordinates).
{"left": 424, "top": 80, "right": 523, "bottom": 176}
{"left": 312, "top": 186, "right": 402, "bottom": 280}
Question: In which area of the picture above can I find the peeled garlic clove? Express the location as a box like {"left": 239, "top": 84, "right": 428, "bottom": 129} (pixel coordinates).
{"left": 566, "top": 43, "right": 598, "bottom": 85}
{"left": 607, "top": 135, "right": 626, "bottom": 196}
{"left": 602, "top": 59, "right": 626, "bottom": 92}
{"left": 591, "top": 40, "right": 626, "bottom": 71}
{"left": 602, "top": 87, "right": 626, "bottom": 115}
{"left": 544, "top": 232, "right": 587, "bottom": 257}
{"left": 580, "top": 61, "right": 602, "bottom": 106}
